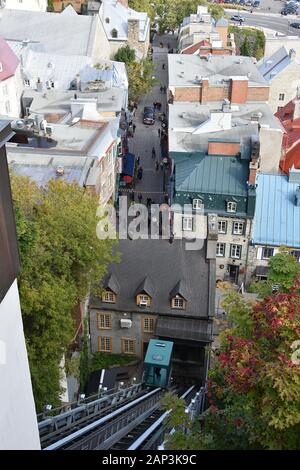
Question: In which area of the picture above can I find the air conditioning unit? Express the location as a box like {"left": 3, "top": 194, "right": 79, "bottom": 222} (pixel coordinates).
{"left": 120, "top": 319, "right": 132, "bottom": 328}
{"left": 139, "top": 299, "right": 148, "bottom": 307}
{"left": 45, "top": 125, "right": 53, "bottom": 136}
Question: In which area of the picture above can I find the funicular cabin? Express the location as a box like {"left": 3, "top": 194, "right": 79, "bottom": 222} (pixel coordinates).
{"left": 144, "top": 340, "right": 173, "bottom": 388}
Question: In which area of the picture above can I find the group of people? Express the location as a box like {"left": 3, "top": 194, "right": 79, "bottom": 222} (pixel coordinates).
{"left": 160, "top": 86, "right": 167, "bottom": 93}
{"left": 128, "top": 121, "right": 136, "bottom": 137}
{"left": 153, "top": 101, "right": 162, "bottom": 110}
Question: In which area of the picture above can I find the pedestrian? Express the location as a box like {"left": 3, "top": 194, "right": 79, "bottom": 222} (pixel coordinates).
{"left": 152, "top": 147, "right": 156, "bottom": 158}
{"left": 134, "top": 102, "right": 138, "bottom": 110}
{"left": 162, "top": 63, "right": 165, "bottom": 70}
{"left": 163, "top": 86, "right": 167, "bottom": 93}
{"left": 133, "top": 123, "right": 136, "bottom": 134}
{"left": 136, "top": 156, "right": 140, "bottom": 165}
{"left": 160, "top": 162, "right": 164, "bottom": 171}
{"left": 130, "top": 191, "right": 134, "bottom": 202}
{"left": 158, "top": 128, "right": 161, "bottom": 138}
{"left": 146, "top": 197, "right": 151, "bottom": 207}
{"left": 151, "top": 47, "right": 153, "bottom": 54}
{"left": 155, "top": 161, "right": 159, "bottom": 171}
{"left": 138, "top": 193, "right": 142, "bottom": 203}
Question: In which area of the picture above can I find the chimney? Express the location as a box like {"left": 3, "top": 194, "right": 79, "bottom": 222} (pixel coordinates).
{"left": 293, "top": 98, "right": 300, "bottom": 120}
{"left": 248, "top": 135, "right": 260, "bottom": 185}
{"left": 230, "top": 77, "right": 248, "bottom": 104}
{"left": 289, "top": 48, "right": 296, "bottom": 60}
{"left": 128, "top": 18, "right": 140, "bottom": 46}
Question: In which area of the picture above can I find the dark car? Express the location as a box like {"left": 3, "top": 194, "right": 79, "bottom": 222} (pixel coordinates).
{"left": 230, "top": 15, "right": 245, "bottom": 22}
{"left": 143, "top": 106, "right": 155, "bottom": 125}
{"left": 290, "top": 22, "right": 300, "bottom": 28}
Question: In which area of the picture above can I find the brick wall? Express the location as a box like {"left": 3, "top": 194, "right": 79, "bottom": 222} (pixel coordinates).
{"left": 215, "top": 25, "right": 228, "bottom": 48}
{"left": 247, "top": 86, "right": 270, "bottom": 102}
{"left": 230, "top": 78, "right": 248, "bottom": 104}
{"left": 201, "top": 83, "right": 230, "bottom": 103}
{"left": 174, "top": 87, "right": 201, "bottom": 101}
{"left": 208, "top": 142, "right": 240, "bottom": 155}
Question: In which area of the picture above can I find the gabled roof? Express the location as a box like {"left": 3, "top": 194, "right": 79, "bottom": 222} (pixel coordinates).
{"left": 257, "top": 46, "right": 292, "bottom": 81}
{"left": 135, "top": 277, "right": 154, "bottom": 297}
{"left": 0, "top": 36, "right": 19, "bottom": 81}
{"left": 253, "top": 173, "right": 300, "bottom": 248}
{"left": 104, "top": 274, "right": 120, "bottom": 294}
{"left": 169, "top": 280, "right": 189, "bottom": 301}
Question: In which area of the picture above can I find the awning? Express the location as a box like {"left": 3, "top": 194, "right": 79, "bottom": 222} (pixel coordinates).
{"left": 156, "top": 317, "right": 213, "bottom": 343}
{"left": 122, "top": 152, "right": 135, "bottom": 177}
{"left": 256, "top": 266, "right": 269, "bottom": 276}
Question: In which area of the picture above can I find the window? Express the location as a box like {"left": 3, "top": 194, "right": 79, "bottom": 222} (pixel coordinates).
{"left": 218, "top": 220, "right": 227, "bottom": 234}
{"left": 192, "top": 199, "right": 202, "bottom": 209}
{"left": 98, "top": 336, "right": 112, "bottom": 352}
{"left": 182, "top": 216, "right": 193, "bottom": 231}
{"left": 279, "top": 93, "right": 285, "bottom": 101}
{"left": 111, "top": 28, "right": 118, "bottom": 38}
{"left": 5, "top": 101, "right": 11, "bottom": 115}
{"left": 262, "top": 247, "right": 274, "bottom": 259}
{"left": 122, "top": 338, "right": 136, "bottom": 355}
{"left": 230, "top": 244, "right": 242, "bottom": 259}
{"left": 143, "top": 318, "right": 155, "bottom": 333}
{"left": 24, "top": 79, "right": 30, "bottom": 86}
{"left": 232, "top": 221, "right": 244, "bottom": 235}
{"left": 97, "top": 313, "right": 112, "bottom": 330}
{"left": 138, "top": 294, "right": 151, "bottom": 307}
{"left": 216, "top": 243, "right": 226, "bottom": 257}
{"left": 102, "top": 290, "right": 116, "bottom": 303}
{"left": 171, "top": 297, "right": 185, "bottom": 309}
{"left": 227, "top": 201, "right": 237, "bottom": 213}
{"left": 2, "top": 84, "right": 8, "bottom": 96}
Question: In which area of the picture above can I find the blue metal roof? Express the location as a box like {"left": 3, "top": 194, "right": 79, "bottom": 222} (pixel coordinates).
{"left": 253, "top": 173, "right": 300, "bottom": 248}
{"left": 258, "top": 46, "right": 291, "bottom": 81}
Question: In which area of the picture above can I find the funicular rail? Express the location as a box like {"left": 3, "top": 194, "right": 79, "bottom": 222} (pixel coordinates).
{"left": 44, "top": 387, "right": 162, "bottom": 450}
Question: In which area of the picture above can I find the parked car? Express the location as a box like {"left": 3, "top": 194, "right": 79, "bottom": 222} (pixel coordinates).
{"left": 230, "top": 15, "right": 245, "bottom": 22}
{"left": 290, "top": 22, "right": 300, "bottom": 28}
{"left": 143, "top": 106, "right": 155, "bottom": 125}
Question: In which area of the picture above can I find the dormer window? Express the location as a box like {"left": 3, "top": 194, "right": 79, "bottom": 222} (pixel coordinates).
{"left": 227, "top": 201, "right": 237, "bottom": 213}
{"left": 193, "top": 199, "right": 203, "bottom": 210}
{"left": 111, "top": 28, "right": 118, "bottom": 38}
{"left": 171, "top": 295, "right": 185, "bottom": 309}
{"left": 137, "top": 294, "right": 151, "bottom": 307}
{"left": 102, "top": 290, "right": 116, "bottom": 303}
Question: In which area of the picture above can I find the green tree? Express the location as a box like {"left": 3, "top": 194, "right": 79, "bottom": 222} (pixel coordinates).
{"left": 114, "top": 45, "right": 136, "bottom": 65}
{"left": 11, "top": 175, "right": 116, "bottom": 411}
{"left": 167, "top": 277, "right": 300, "bottom": 450}
{"left": 208, "top": 4, "right": 224, "bottom": 22}
{"left": 47, "top": 0, "right": 54, "bottom": 11}
{"left": 128, "top": 0, "right": 156, "bottom": 22}
{"left": 127, "top": 58, "right": 156, "bottom": 102}
{"left": 229, "top": 26, "right": 265, "bottom": 59}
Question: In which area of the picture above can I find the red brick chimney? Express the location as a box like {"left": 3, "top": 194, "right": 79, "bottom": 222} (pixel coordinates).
{"left": 200, "top": 79, "right": 209, "bottom": 104}
{"left": 230, "top": 77, "right": 248, "bottom": 104}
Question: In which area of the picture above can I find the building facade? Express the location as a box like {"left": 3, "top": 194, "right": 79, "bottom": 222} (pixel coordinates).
{"left": 0, "top": 37, "right": 22, "bottom": 118}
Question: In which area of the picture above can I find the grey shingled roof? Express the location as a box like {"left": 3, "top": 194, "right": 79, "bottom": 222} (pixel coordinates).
{"left": 135, "top": 277, "right": 155, "bottom": 297}
{"left": 105, "top": 274, "right": 120, "bottom": 295}
{"left": 90, "top": 239, "right": 213, "bottom": 318}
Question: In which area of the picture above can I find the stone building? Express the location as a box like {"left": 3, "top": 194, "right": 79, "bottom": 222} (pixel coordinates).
{"left": 89, "top": 235, "right": 216, "bottom": 385}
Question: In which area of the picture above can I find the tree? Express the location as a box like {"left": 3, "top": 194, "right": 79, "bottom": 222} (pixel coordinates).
{"left": 229, "top": 26, "right": 265, "bottom": 59}
{"left": 11, "top": 175, "right": 116, "bottom": 411}
{"left": 154, "top": 0, "right": 207, "bottom": 34}
{"left": 127, "top": 58, "right": 157, "bottom": 102}
{"left": 128, "top": 0, "right": 156, "bottom": 22}
{"left": 166, "top": 279, "right": 300, "bottom": 450}
{"left": 208, "top": 4, "right": 224, "bottom": 22}
{"left": 114, "top": 45, "right": 136, "bottom": 65}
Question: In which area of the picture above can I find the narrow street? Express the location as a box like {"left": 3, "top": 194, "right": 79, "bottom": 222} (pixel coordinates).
{"left": 127, "top": 33, "right": 177, "bottom": 205}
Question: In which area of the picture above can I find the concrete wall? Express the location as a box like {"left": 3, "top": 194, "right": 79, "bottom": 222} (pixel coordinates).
{"left": 0, "top": 280, "right": 40, "bottom": 450}
{"left": 267, "top": 61, "right": 300, "bottom": 113}
{"left": 259, "top": 127, "right": 283, "bottom": 173}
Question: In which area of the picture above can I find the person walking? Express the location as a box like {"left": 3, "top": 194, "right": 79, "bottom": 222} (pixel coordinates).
{"left": 155, "top": 161, "right": 159, "bottom": 171}
{"left": 162, "top": 63, "right": 165, "bottom": 70}
{"left": 152, "top": 147, "right": 156, "bottom": 158}
{"left": 136, "top": 156, "right": 140, "bottom": 165}
{"left": 158, "top": 128, "right": 161, "bottom": 138}
{"left": 133, "top": 123, "right": 136, "bottom": 134}
{"left": 160, "top": 162, "right": 164, "bottom": 171}
{"left": 138, "top": 193, "right": 142, "bottom": 203}
{"left": 163, "top": 86, "right": 167, "bottom": 94}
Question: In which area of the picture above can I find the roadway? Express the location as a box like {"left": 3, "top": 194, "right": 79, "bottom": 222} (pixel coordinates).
{"left": 227, "top": 10, "right": 300, "bottom": 36}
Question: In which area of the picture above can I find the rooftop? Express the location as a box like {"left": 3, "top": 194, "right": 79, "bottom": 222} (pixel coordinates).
{"left": 90, "top": 239, "right": 214, "bottom": 318}
{"left": 168, "top": 101, "right": 283, "bottom": 154}
{"left": 175, "top": 152, "right": 249, "bottom": 197}
{"left": 0, "top": 6, "right": 99, "bottom": 56}
{"left": 257, "top": 46, "right": 295, "bottom": 81}
{"left": 168, "top": 54, "right": 267, "bottom": 87}
{"left": 253, "top": 173, "right": 300, "bottom": 248}
{"left": 99, "top": 0, "right": 149, "bottom": 42}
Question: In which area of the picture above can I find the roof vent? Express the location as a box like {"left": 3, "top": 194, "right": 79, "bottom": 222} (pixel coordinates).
{"left": 56, "top": 166, "right": 64, "bottom": 176}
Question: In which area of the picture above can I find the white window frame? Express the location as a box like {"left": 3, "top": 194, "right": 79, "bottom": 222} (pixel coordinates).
{"left": 143, "top": 318, "right": 155, "bottom": 332}
{"left": 262, "top": 247, "right": 274, "bottom": 260}
{"left": 216, "top": 242, "right": 226, "bottom": 257}
{"left": 122, "top": 338, "right": 136, "bottom": 355}
{"left": 279, "top": 93, "right": 285, "bottom": 101}
{"left": 232, "top": 221, "right": 244, "bottom": 235}
{"left": 192, "top": 199, "right": 202, "bottom": 209}
{"left": 230, "top": 244, "right": 242, "bottom": 259}
{"left": 182, "top": 216, "right": 193, "bottom": 231}
{"left": 227, "top": 201, "right": 237, "bottom": 213}
{"left": 218, "top": 220, "right": 227, "bottom": 234}
{"left": 172, "top": 297, "right": 184, "bottom": 309}
{"left": 102, "top": 291, "right": 115, "bottom": 303}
